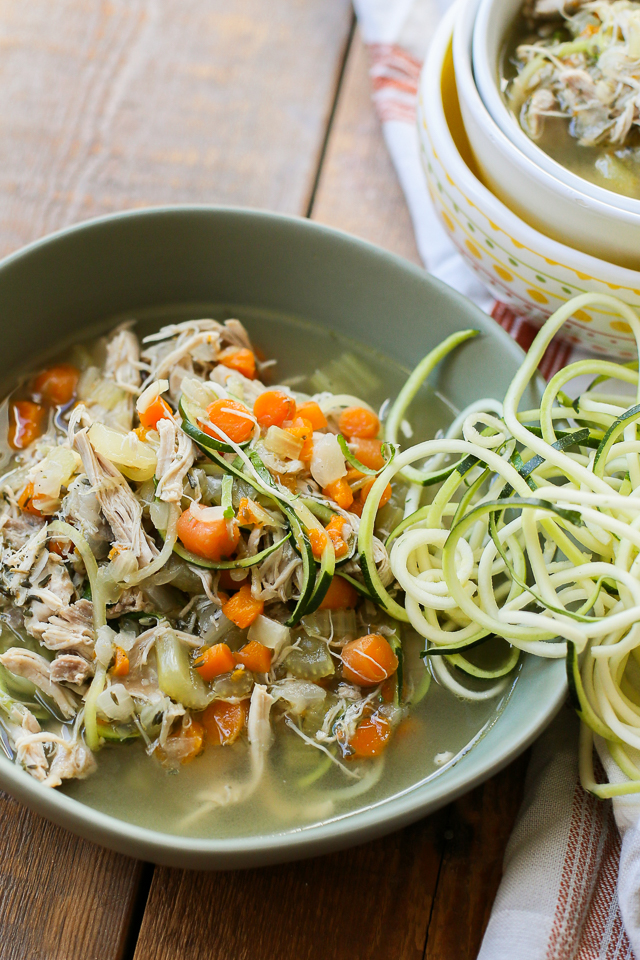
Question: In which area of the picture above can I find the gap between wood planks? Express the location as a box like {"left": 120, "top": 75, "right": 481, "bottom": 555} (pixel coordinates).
{"left": 119, "top": 18, "right": 358, "bottom": 960}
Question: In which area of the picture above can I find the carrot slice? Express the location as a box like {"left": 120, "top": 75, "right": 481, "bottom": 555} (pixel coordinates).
{"left": 177, "top": 509, "right": 240, "bottom": 561}
{"left": 359, "top": 479, "right": 392, "bottom": 509}
{"left": 338, "top": 406, "right": 380, "bottom": 440}
{"left": 253, "top": 390, "right": 296, "bottom": 428}
{"left": 309, "top": 528, "right": 329, "bottom": 559}
{"left": 112, "top": 647, "right": 130, "bottom": 677}
{"left": 9, "top": 400, "right": 45, "bottom": 449}
{"left": 350, "top": 438, "right": 385, "bottom": 471}
{"left": 223, "top": 584, "right": 264, "bottom": 629}
{"left": 234, "top": 639, "right": 272, "bottom": 672}
{"left": 295, "top": 401, "right": 327, "bottom": 430}
{"left": 319, "top": 576, "right": 358, "bottom": 610}
{"left": 17, "top": 482, "right": 42, "bottom": 517}
{"left": 284, "top": 417, "right": 314, "bottom": 460}
{"left": 139, "top": 395, "right": 173, "bottom": 430}
{"left": 33, "top": 364, "right": 80, "bottom": 406}
{"left": 341, "top": 633, "right": 398, "bottom": 686}
{"left": 323, "top": 477, "right": 354, "bottom": 510}
{"left": 203, "top": 398, "right": 254, "bottom": 444}
{"left": 350, "top": 714, "right": 391, "bottom": 757}
{"left": 194, "top": 642, "right": 236, "bottom": 682}
{"left": 218, "top": 347, "right": 256, "bottom": 380}
{"left": 200, "top": 700, "right": 248, "bottom": 745}
{"left": 325, "top": 515, "right": 349, "bottom": 558}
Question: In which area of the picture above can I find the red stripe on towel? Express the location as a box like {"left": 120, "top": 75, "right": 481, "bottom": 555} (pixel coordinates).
{"left": 367, "top": 44, "right": 422, "bottom": 123}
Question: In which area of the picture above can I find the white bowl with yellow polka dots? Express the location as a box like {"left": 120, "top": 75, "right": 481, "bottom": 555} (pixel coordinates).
{"left": 418, "top": 2, "right": 640, "bottom": 359}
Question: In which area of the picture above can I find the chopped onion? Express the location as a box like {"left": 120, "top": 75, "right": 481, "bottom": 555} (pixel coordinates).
{"left": 96, "top": 683, "right": 134, "bottom": 722}
{"left": 190, "top": 502, "right": 226, "bottom": 523}
{"left": 95, "top": 625, "right": 116, "bottom": 667}
{"left": 32, "top": 446, "right": 81, "bottom": 500}
{"left": 247, "top": 615, "right": 290, "bottom": 656}
{"left": 264, "top": 426, "right": 303, "bottom": 460}
{"left": 88, "top": 422, "right": 157, "bottom": 481}
{"left": 136, "top": 379, "right": 169, "bottom": 415}
{"left": 150, "top": 500, "right": 172, "bottom": 531}
{"left": 270, "top": 678, "right": 326, "bottom": 715}
{"left": 310, "top": 433, "right": 346, "bottom": 488}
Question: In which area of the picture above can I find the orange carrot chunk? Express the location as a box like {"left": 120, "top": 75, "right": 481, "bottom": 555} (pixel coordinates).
{"left": 33, "top": 364, "right": 80, "bottom": 406}
{"left": 359, "top": 478, "right": 392, "bottom": 510}
{"left": 194, "top": 642, "right": 236, "bottom": 682}
{"left": 253, "top": 390, "right": 296, "bottom": 428}
{"left": 295, "top": 401, "right": 328, "bottom": 431}
{"left": 200, "top": 700, "right": 248, "bottom": 746}
{"left": 234, "top": 639, "right": 272, "bottom": 672}
{"left": 325, "top": 515, "right": 349, "bottom": 558}
{"left": 351, "top": 438, "right": 385, "bottom": 471}
{"left": 157, "top": 719, "right": 205, "bottom": 765}
{"left": 323, "top": 477, "right": 354, "bottom": 510}
{"left": 112, "top": 647, "right": 130, "bottom": 677}
{"left": 223, "top": 583, "right": 265, "bottom": 629}
{"left": 139, "top": 395, "right": 173, "bottom": 430}
{"left": 9, "top": 400, "right": 45, "bottom": 449}
{"left": 319, "top": 576, "right": 358, "bottom": 610}
{"left": 17, "top": 482, "right": 42, "bottom": 517}
{"left": 308, "top": 527, "right": 329, "bottom": 559}
{"left": 341, "top": 633, "right": 398, "bottom": 686}
{"left": 350, "top": 714, "right": 391, "bottom": 757}
{"left": 338, "top": 406, "right": 380, "bottom": 440}
{"left": 177, "top": 509, "right": 240, "bottom": 562}
{"left": 218, "top": 347, "right": 256, "bottom": 380}
{"left": 202, "top": 398, "right": 254, "bottom": 444}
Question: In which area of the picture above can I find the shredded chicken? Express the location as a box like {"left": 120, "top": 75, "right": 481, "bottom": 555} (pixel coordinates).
{"left": 39, "top": 600, "right": 95, "bottom": 658}
{"left": 0, "top": 648, "right": 78, "bottom": 718}
{"left": 155, "top": 418, "right": 195, "bottom": 503}
{"left": 74, "top": 430, "right": 158, "bottom": 566}
{"left": 49, "top": 654, "right": 93, "bottom": 685}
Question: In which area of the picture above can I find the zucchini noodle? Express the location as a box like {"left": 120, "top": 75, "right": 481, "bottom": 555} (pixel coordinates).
{"left": 366, "top": 293, "right": 640, "bottom": 798}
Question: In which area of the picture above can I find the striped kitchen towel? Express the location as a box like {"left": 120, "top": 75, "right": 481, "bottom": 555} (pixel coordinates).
{"left": 351, "top": 0, "right": 640, "bottom": 956}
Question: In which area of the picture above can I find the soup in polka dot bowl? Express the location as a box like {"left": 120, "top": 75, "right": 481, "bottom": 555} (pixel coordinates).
{"left": 418, "top": 2, "right": 640, "bottom": 360}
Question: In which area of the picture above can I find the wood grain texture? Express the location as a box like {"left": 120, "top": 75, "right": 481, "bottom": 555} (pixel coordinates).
{"left": 424, "top": 754, "right": 530, "bottom": 960}
{"left": 311, "top": 30, "right": 421, "bottom": 266}
{"left": 0, "top": 0, "right": 352, "bottom": 258}
{"left": 0, "top": 790, "right": 141, "bottom": 960}
{"left": 133, "top": 812, "right": 447, "bottom": 960}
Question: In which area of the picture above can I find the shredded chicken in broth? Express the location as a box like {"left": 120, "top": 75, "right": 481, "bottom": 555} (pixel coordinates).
{"left": 504, "top": 0, "right": 640, "bottom": 197}
{"left": 0, "top": 316, "right": 520, "bottom": 828}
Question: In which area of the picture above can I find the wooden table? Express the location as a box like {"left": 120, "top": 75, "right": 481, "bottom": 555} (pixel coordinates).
{"left": 0, "top": 3, "right": 529, "bottom": 956}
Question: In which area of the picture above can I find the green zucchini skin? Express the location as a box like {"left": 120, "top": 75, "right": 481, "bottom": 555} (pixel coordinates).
{"left": 180, "top": 397, "right": 252, "bottom": 454}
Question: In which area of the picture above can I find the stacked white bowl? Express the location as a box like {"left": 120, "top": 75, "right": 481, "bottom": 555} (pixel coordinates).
{"left": 417, "top": 0, "right": 640, "bottom": 357}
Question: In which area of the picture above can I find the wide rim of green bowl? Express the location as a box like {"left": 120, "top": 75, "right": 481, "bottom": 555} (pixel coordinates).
{"left": 0, "top": 204, "right": 568, "bottom": 867}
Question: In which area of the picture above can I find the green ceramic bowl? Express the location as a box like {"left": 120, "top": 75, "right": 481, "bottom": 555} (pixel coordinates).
{"left": 0, "top": 206, "right": 565, "bottom": 868}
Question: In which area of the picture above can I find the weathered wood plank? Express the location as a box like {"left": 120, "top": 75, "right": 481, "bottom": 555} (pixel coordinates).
{"left": 133, "top": 813, "right": 447, "bottom": 960}
{"left": 424, "top": 754, "right": 529, "bottom": 960}
{"left": 0, "top": 0, "right": 352, "bottom": 257}
{"left": 0, "top": 791, "right": 142, "bottom": 960}
{"left": 311, "top": 30, "right": 421, "bottom": 265}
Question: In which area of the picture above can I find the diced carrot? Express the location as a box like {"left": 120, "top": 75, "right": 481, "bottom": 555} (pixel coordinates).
{"left": 341, "top": 633, "right": 398, "bottom": 686}
{"left": 349, "top": 714, "right": 391, "bottom": 757}
{"left": 319, "top": 576, "right": 358, "bottom": 609}
{"left": 112, "top": 647, "right": 130, "bottom": 677}
{"left": 200, "top": 699, "right": 248, "bottom": 746}
{"left": 9, "top": 400, "right": 45, "bottom": 449}
{"left": 323, "top": 477, "right": 354, "bottom": 510}
{"left": 48, "top": 538, "right": 72, "bottom": 558}
{"left": 350, "top": 500, "right": 364, "bottom": 518}
{"left": 325, "top": 515, "right": 349, "bottom": 558}
{"left": 194, "top": 642, "right": 236, "bottom": 681}
{"left": 223, "top": 583, "right": 264, "bottom": 629}
{"left": 295, "top": 401, "right": 327, "bottom": 431}
{"left": 202, "top": 398, "right": 254, "bottom": 444}
{"left": 33, "top": 364, "right": 80, "bottom": 406}
{"left": 345, "top": 468, "right": 365, "bottom": 484}
{"left": 218, "top": 569, "right": 249, "bottom": 591}
{"left": 218, "top": 347, "right": 256, "bottom": 380}
{"left": 359, "top": 478, "right": 392, "bottom": 510}
{"left": 351, "top": 438, "right": 385, "bottom": 471}
{"left": 253, "top": 390, "right": 296, "bottom": 428}
{"left": 284, "top": 417, "right": 314, "bottom": 460}
{"left": 237, "top": 497, "right": 268, "bottom": 527}
{"left": 17, "top": 482, "right": 42, "bottom": 517}
{"left": 234, "top": 639, "right": 272, "bottom": 673}
{"left": 177, "top": 509, "right": 240, "bottom": 561}
{"left": 308, "top": 527, "right": 329, "bottom": 559}
{"left": 139, "top": 395, "right": 173, "bottom": 430}
{"left": 338, "top": 406, "right": 380, "bottom": 440}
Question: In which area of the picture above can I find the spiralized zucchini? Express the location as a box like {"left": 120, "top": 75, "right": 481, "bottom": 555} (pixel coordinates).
{"left": 362, "top": 293, "right": 640, "bottom": 797}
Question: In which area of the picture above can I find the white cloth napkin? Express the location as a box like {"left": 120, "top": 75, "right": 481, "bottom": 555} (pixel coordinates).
{"left": 351, "top": 0, "right": 640, "bottom": 955}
